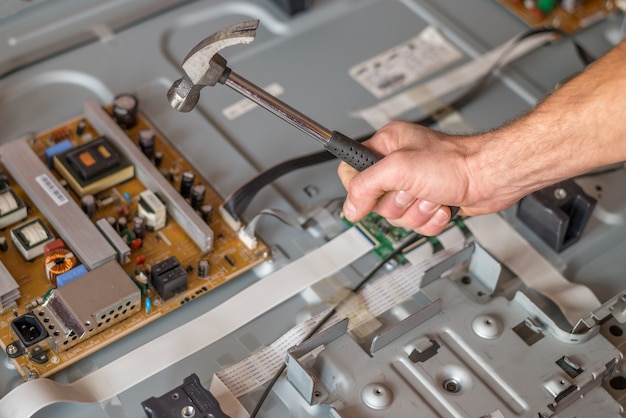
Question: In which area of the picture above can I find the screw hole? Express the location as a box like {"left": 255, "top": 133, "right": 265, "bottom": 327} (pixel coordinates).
{"left": 610, "top": 376, "right": 626, "bottom": 390}
{"left": 609, "top": 325, "right": 623, "bottom": 337}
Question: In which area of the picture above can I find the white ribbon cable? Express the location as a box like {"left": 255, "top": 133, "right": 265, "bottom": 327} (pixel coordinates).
{"left": 354, "top": 32, "right": 555, "bottom": 129}
{"left": 465, "top": 214, "right": 601, "bottom": 326}
{"left": 0, "top": 227, "right": 375, "bottom": 418}
{"left": 215, "top": 240, "right": 467, "bottom": 399}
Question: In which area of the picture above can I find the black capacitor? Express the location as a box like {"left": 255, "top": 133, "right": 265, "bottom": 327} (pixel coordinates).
{"left": 191, "top": 184, "right": 206, "bottom": 211}
{"left": 180, "top": 170, "right": 195, "bottom": 199}
{"left": 81, "top": 194, "right": 96, "bottom": 219}
{"left": 138, "top": 129, "right": 156, "bottom": 161}
{"left": 197, "top": 259, "right": 210, "bottom": 279}
{"left": 0, "top": 169, "right": 9, "bottom": 189}
{"left": 112, "top": 94, "right": 139, "bottom": 129}
{"left": 106, "top": 216, "right": 117, "bottom": 230}
{"left": 118, "top": 216, "right": 128, "bottom": 232}
{"left": 133, "top": 216, "right": 145, "bottom": 239}
{"left": 200, "top": 204, "right": 214, "bottom": 223}
{"left": 0, "top": 236, "right": 8, "bottom": 252}
{"left": 154, "top": 151, "right": 164, "bottom": 168}
{"left": 76, "top": 120, "right": 86, "bottom": 136}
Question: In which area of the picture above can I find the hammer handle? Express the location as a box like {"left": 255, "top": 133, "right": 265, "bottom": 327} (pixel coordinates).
{"left": 328, "top": 131, "right": 459, "bottom": 218}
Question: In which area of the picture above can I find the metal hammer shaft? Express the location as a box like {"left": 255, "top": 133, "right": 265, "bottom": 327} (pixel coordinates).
{"left": 223, "top": 71, "right": 383, "bottom": 172}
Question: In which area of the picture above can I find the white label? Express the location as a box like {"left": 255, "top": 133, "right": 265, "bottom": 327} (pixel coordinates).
{"left": 35, "top": 174, "right": 68, "bottom": 206}
{"left": 349, "top": 26, "right": 463, "bottom": 98}
{"left": 222, "top": 82, "right": 285, "bottom": 120}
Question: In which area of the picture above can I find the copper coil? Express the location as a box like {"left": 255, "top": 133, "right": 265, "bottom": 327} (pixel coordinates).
{"left": 44, "top": 249, "right": 77, "bottom": 287}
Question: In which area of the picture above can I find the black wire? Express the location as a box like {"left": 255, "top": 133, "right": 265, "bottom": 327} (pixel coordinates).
{"left": 249, "top": 232, "right": 423, "bottom": 417}
{"left": 222, "top": 27, "right": 596, "bottom": 223}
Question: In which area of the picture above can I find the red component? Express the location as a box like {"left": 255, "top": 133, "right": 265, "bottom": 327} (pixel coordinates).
{"left": 135, "top": 255, "right": 146, "bottom": 265}
{"left": 118, "top": 206, "right": 130, "bottom": 216}
{"left": 131, "top": 238, "right": 143, "bottom": 250}
{"left": 530, "top": 7, "right": 544, "bottom": 19}
{"left": 44, "top": 239, "right": 65, "bottom": 255}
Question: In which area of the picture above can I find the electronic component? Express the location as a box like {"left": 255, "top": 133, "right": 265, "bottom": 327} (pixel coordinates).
{"left": 34, "top": 261, "right": 140, "bottom": 353}
{"left": 191, "top": 184, "right": 206, "bottom": 210}
{"left": 112, "top": 93, "right": 139, "bottom": 129}
{"left": 133, "top": 216, "right": 145, "bottom": 238}
{"left": 44, "top": 248, "right": 77, "bottom": 287}
{"left": 197, "top": 259, "right": 209, "bottom": 278}
{"left": 11, "top": 313, "right": 48, "bottom": 348}
{"left": 138, "top": 129, "right": 156, "bottom": 160}
{"left": 10, "top": 218, "right": 55, "bottom": 261}
{"left": 142, "top": 373, "right": 229, "bottom": 418}
{"left": 151, "top": 256, "right": 188, "bottom": 300}
{"left": 517, "top": 179, "right": 596, "bottom": 252}
{"left": 80, "top": 194, "right": 96, "bottom": 218}
{"left": 137, "top": 190, "right": 166, "bottom": 231}
{"left": 95, "top": 218, "right": 130, "bottom": 264}
{"left": 497, "top": 0, "right": 617, "bottom": 33}
{"left": 0, "top": 139, "right": 117, "bottom": 269}
{"left": 0, "top": 187, "right": 27, "bottom": 229}
{"left": 44, "top": 139, "right": 72, "bottom": 168}
{"left": 55, "top": 264, "right": 88, "bottom": 287}
{"left": 0, "top": 261, "right": 19, "bottom": 311}
{"left": 53, "top": 136, "right": 135, "bottom": 196}
{"left": 0, "top": 237, "right": 8, "bottom": 252}
{"left": 180, "top": 170, "right": 195, "bottom": 199}
{"left": 84, "top": 99, "right": 213, "bottom": 252}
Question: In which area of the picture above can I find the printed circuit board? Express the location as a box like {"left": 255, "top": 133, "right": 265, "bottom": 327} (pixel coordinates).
{"left": 0, "top": 96, "right": 270, "bottom": 380}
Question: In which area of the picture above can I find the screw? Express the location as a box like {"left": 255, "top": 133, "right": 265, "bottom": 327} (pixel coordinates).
{"left": 6, "top": 344, "right": 17, "bottom": 356}
{"left": 443, "top": 378, "right": 461, "bottom": 393}
{"left": 554, "top": 188, "right": 567, "bottom": 200}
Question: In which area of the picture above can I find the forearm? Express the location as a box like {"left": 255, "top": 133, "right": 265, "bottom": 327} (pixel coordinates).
{"left": 475, "top": 40, "right": 626, "bottom": 196}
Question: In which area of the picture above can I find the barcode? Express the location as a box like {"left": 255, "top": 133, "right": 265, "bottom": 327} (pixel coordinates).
{"left": 35, "top": 174, "right": 68, "bottom": 206}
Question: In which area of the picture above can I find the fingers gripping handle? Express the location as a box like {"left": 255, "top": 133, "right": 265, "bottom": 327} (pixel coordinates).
{"left": 326, "top": 131, "right": 383, "bottom": 172}
{"left": 327, "top": 131, "right": 460, "bottom": 218}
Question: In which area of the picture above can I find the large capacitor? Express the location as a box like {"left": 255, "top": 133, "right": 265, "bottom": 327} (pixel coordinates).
{"left": 180, "top": 171, "right": 195, "bottom": 199}
{"left": 112, "top": 94, "right": 139, "bottom": 129}
{"left": 191, "top": 184, "right": 206, "bottom": 211}
{"left": 138, "top": 129, "right": 156, "bottom": 160}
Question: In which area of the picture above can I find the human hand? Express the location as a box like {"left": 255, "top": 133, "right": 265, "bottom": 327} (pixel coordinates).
{"left": 338, "top": 121, "right": 525, "bottom": 236}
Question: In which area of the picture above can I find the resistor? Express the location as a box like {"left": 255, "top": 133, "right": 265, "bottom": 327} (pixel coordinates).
{"left": 197, "top": 259, "right": 210, "bottom": 279}
{"left": 180, "top": 170, "right": 195, "bottom": 199}
{"left": 112, "top": 93, "right": 139, "bottom": 129}
{"left": 138, "top": 129, "right": 156, "bottom": 161}
{"left": 123, "top": 192, "right": 131, "bottom": 204}
{"left": 81, "top": 194, "right": 96, "bottom": 219}
{"left": 145, "top": 297, "right": 152, "bottom": 314}
{"left": 191, "top": 184, "right": 206, "bottom": 211}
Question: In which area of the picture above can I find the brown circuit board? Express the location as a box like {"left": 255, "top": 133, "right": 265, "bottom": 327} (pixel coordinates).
{"left": 497, "top": 0, "right": 617, "bottom": 33}
{"left": 0, "top": 99, "right": 271, "bottom": 380}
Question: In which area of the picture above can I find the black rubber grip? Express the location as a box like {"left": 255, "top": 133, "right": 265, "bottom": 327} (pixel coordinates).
{"left": 327, "top": 130, "right": 460, "bottom": 218}
{"left": 325, "top": 130, "right": 383, "bottom": 171}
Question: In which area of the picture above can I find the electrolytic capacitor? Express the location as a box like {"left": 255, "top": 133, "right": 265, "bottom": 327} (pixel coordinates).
{"left": 0, "top": 236, "right": 8, "bottom": 252}
{"left": 0, "top": 169, "right": 9, "bottom": 189}
{"left": 191, "top": 184, "right": 206, "bottom": 211}
{"left": 180, "top": 170, "right": 195, "bottom": 199}
{"left": 154, "top": 151, "right": 164, "bottom": 168}
{"left": 197, "top": 259, "right": 210, "bottom": 279}
{"left": 76, "top": 120, "right": 86, "bottom": 136}
{"left": 138, "top": 129, "right": 156, "bottom": 160}
{"left": 133, "top": 216, "right": 145, "bottom": 239}
{"left": 118, "top": 216, "right": 128, "bottom": 232}
{"left": 200, "top": 204, "right": 214, "bottom": 223}
{"left": 81, "top": 194, "right": 96, "bottom": 219}
{"left": 106, "top": 216, "right": 117, "bottom": 230}
{"left": 112, "top": 94, "right": 139, "bottom": 129}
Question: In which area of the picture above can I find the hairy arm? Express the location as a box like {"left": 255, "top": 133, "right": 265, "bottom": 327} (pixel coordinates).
{"left": 339, "top": 40, "right": 626, "bottom": 235}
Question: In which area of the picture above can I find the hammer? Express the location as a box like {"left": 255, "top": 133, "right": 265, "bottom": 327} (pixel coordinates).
{"left": 167, "top": 20, "right": 459, "bottom": 216}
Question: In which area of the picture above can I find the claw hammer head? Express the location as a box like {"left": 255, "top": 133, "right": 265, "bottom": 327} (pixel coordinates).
{"left": 167, "top": 19, "right": 259, "bottom": 112}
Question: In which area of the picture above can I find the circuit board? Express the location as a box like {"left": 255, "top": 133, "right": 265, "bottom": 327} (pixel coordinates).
{"left": 0, "top": 97, "right": 270, "bottom": 380}
{"left": 497, "top": 0, "right": 617, "bottom": 33}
